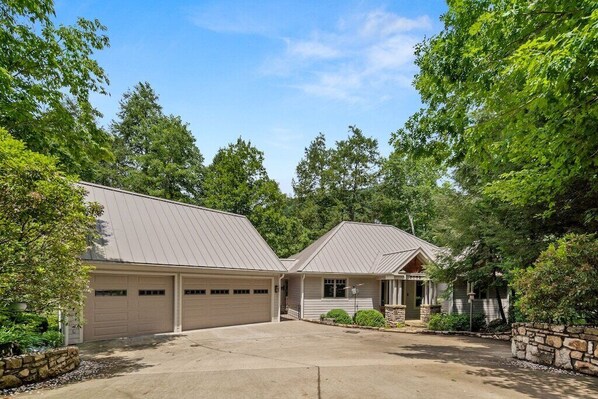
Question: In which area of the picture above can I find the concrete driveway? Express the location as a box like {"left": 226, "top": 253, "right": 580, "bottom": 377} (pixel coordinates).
{"left": 18, "top": 321, "right": 598, "bottom": 399}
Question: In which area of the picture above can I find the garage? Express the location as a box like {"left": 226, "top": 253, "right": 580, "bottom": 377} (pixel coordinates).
{"left": 83, "top": 274, "right": 174, "bottom": 342}
{"left": 182, "top": 277, "right": 272, "bottom": 330}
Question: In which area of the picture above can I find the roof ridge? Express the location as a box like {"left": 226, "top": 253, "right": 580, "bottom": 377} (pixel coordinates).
{"left": 295, "top": 221, "right": 347, "bottom": 272}
{"left": 78, "top": 181, "right": 246, "bottom": 219}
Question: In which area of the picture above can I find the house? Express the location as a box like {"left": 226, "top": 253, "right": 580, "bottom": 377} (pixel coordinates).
{"left": 65, "top": 182, "right": 286, "bottom": 343}
{"left": 281, "top": 221, "right": 509, "bottom": 325}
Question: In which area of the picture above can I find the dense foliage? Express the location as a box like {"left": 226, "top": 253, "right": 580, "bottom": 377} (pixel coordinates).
{"left": 353, "top": 309, "right": 386, "bottom": 328}
{"left": 324, "top": 309, "right": 353, "bottom": 325}
{"left": 0, "top": 0, "right": 112, "bottom": 179}
{"left": 0, "top": 311, "right": 63, "bottom": 356}
{"left": 428, "top": 313, "right": 486, "bottom": 332}
{"left": 513, "top": 234, "right": 598, "bottom": 325}
{"left": 0, "top": 130, "right": 101, "bottom": 314}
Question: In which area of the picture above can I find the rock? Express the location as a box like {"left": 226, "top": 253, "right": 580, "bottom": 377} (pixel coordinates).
{"left": 584, "top": 327, "right": 598, "bottom": 336}
{"left": 5, "top": 357, "right": 22, "bottom": 369}
{"left": 18, "top": 368, "right": 30, "bottom": 378}
{"left": 33, "top": 353, "right": 46, "bottom": 361}
{"left": 538, "top": 344, "right": 554, "bottom": 352}
{"left": 567, "top": 326, "right": 584, "bottom": 334}
{"left": 550, "top": 325, "right": 566, "bottom": 333}
{"left": 22, "top": 355, "right": 34, "bottom": 364}
{"left": 537, "top": 350, "right": 554, "bottom": 366}
{"left": 594, "top": 347, "right": 598, "bottom": 358}
{"left": 555, "top": 348, "right": 573, "bottom": 370}
{"left": 574, "top": 360, "right": 598, "bottom": 376}
{"left": 516, "top": 350, "right": 526, "bottom": 359}
{"left": 518, "top": 327, "right": 526, "bottom": 335}
{"left": 525, "top": 345, "right": 539, "bottom": 362}
{"left": 0, "top": 375, "right": 22, "bottom": 389}
{"left": 511, "top": 340, "right": 517, "bottom": 356}
{"left": 38, "top": 365, "right": 49, "bottom": 379}
{"left": 546, "top": 335, "right": 562, "bottom": 348}
{"left": 571, "top": 351, "right": 584, "bottom": 360}
{"left": 563, "top": 338, "right": 588, "bottom": 352}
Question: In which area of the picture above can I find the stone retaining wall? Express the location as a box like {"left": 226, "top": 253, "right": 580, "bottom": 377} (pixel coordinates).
{"left": 419, "top": 304, "right": 441, "bottom": 323}
{"left": 512, "top": 322, "right": 598, "bottom": 376}
{"left": 384, "top": 305, "right": 406, "bottom": 327}
{"left": 0, "top": 347, "right": 80, "bottom": 389}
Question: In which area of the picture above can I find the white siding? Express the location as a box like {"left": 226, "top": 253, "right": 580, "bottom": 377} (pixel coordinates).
{"left": 451, "top": 281, "right": 510, "bottom": 322}
{"left": 286, "top": 275, "right": 302, "bottom": 319}
{"left": 302, "top": 276, "right": 380, "bottom": 320}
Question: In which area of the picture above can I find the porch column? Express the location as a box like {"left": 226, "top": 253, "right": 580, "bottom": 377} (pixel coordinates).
{"left": 424, "top": 281, "right": 429, "bottom": 305}
{"left": 397, "top": 280, "right": 403, "bottom": 305}
{"left": 392, "top": 280, "right": 398, "bottom": 305}
{"left": 385, "top": 281, "right": 390, "bottom": 305}
{"left": 431, "top": 282, "right": 437, "bottom": 305}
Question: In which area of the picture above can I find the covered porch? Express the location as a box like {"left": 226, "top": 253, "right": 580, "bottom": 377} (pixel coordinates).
{"left": 373, "top": 247, "right": 441, "bottom": 326}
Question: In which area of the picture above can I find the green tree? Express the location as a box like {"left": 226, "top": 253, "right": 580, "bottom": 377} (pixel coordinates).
{"left": 100, "top": 83, "right": 204, "bottom": 203}
{"left": 203, "top": 138, "right": 309, "bottom": 257}
{"left": 330, "top": 126, "right": 381, "bottom": 221}
{"left": 0, "top": 129, "right": 102, "bottom": 314}
{"left": 376, "top": 150, "right": 442, "bottom": 239}
{"left": 513, "top": 234, "right": 598, "bottom": 324}
{"left": 0, "top": 0, "right": 112, "bottom": 177}
{"left": 291, "top": 133, "right": 341, "bottom": 241}
{"left": 394, "top": 0, "right": 598, "bottom": 229}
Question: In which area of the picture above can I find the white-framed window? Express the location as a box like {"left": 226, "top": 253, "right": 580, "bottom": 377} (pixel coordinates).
{"left": 323, "top": 279, "right": 347, "bottom": 298}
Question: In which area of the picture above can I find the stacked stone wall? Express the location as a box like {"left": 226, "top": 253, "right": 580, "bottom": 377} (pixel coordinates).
{"left": 512, "top": 322, "right": 598, "bottom": 376}
{"left": 384, "top": 305, "right": 406, "bottom": 327}
{"left": 0, "top": 347, "right": 80, "bottom": 389}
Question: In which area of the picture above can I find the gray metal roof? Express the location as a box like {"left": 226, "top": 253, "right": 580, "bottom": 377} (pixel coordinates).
{"left": 81, "top": 182, "right": 286, "bottom": 272}
{"left": 286, "top": 221, "right": 439, "bottom": 274}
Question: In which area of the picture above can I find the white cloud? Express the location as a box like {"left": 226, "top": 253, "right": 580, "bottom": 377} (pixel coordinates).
{"left": 263, "top": 9, "right": 432, "bottom": 104}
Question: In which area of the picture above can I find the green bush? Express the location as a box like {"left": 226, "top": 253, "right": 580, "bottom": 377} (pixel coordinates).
{"left": 513, "top": 234, "right": 598, "bottom": 325}
{"left": 325, "top": 309, "right": 353, "bottom": 325}
{"left": 428, "top": 313, "right": 486, "bottom": 332}
{"left": 353, "top": 309, "right": 386, "bottom": 328}
{"left": 41, "top": 330, "right": 64, "bottom": 348}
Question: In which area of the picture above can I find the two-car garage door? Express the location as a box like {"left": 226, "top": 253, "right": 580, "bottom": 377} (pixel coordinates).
{"left": 84, "top": 274, "right": 272, "bottom": 342}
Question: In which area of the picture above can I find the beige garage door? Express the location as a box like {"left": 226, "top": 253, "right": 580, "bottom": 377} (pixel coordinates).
{"left": 182, "top": 277, "right": 272, "bottom": 331}
{"left": 84, "top": 274, "right": 174, "bottom": 342}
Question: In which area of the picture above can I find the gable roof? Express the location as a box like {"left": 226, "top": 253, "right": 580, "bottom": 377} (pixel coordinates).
{"left": 80, "top": 182, "right": 286, "bottom": 272}
{"left": 286, "top": 221, "right": 439, "bottom": 274}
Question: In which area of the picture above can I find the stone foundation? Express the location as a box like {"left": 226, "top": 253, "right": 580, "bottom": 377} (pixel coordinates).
{"left": 0, "top": 347, "right": 80, "bottom": 389}
{"left": 384, "top": 305, "right": 406, "bottom": 327}
{"left": 420, "top": 305, "right": 441, "bottom": 323}
{"left": 512, "top": 322, "right": 598, "bottom": 377}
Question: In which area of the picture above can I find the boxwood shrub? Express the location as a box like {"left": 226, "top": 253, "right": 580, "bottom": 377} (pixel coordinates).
{"left": 324, "top": 309, "right": 352, "bottom": 325}
{"left": 428, "top": 313, "right": 486, "bottom": 332}
{"left": 353, "top": 309, "right": 386, "bottom": 328}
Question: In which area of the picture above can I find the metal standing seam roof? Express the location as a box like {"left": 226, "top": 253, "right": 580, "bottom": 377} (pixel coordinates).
{"left": 372, "top": 248, "right": 431, "bottom": 274}
{"left": 286, "top": 221, "right": 439, "bottom": 274}
{"left": 80, "top": 182, "right": 286, "bottom": 272}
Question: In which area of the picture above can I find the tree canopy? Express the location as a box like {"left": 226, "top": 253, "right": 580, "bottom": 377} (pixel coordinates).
{"left": 0, "top": 0, "right": 112, "bottom": 178}
{"left": 0, "top": 129, "right": 101, "bottom": 314}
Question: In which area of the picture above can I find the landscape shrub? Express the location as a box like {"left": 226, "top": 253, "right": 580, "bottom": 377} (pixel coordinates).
{"left": 513, "top": 234, "right": 598, "bottom": 325}
{"left": 41, "top": 330, "right": 64, "bottom": 348}
{"left": 428, "top": 313, "right": 486, "bottom": 332}
{"left": 353, "top": 309, "right": 386, "bottom": 328}
{"left": 324, "top": 309, "right": 352, "bottom": 325}
{"left": 0, "top": 311, "right": 63, "bottom": 355}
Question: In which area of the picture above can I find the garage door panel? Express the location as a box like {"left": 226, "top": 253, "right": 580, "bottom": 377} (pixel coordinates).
{"left": 182, "top": 277, "right": 272, "bottom": 331}
{"left": 84, "top": 274, "right": 174, "bottom": 342}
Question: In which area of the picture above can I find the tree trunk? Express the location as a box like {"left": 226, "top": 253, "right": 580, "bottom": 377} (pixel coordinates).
{"left": 493, "top": 270, "right": 507, "bottom": 324}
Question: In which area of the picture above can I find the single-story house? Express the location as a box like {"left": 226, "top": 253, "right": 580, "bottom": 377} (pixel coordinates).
{"left": 281, "top": 222, "right": 509, "bottom": 325}
{"left": 65, "top": 182, "right": 286, "bottom": 343}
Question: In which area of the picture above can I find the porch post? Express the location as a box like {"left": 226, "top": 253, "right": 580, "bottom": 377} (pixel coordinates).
{"left": 385, "top": 281, "right": 390, "bottom": 305}
{"left": 398, "top": 280, "right": 403, "bottom": 305}
{"left": 431, "top": 282, "right": 437, "bottom": 305}
{"left": 424, "top": 281, "right": 429, "bottom": 305}
{"left": 392, "top": 280, "right": 398, "bottom": 305}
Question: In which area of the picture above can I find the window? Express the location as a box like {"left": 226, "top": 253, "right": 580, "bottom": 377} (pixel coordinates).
{"left": 415, "top": 282, "right": 423, "bottom": 307}
{"left": 234, "top": 289, "right": 250, "bottom": 295}
{"left": 253, "top": 289, "right": 268, "bottom": 294}
{"left": 184, "top": 289, "right": 206, "bottom": 295}
{"left": 473, "top": 285, "right": 488, "bottom": 300}
{"left": 139, "top": 289, "right": 165, "bottom": 296}
{"left": 323, "top": 279, "right": 347, "bottom": 298}
{"left": 95, "top": 290, "right": 126, "bottom": 297}
{"left": 210, "top": 289, "right": 229, "bottom": 295}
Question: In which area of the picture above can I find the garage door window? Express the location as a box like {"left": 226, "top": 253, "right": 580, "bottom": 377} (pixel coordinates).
{"left": 184, "top": 289, "right": 206, "bottom": 295}
{"left": 139, "top": 289, "right": 165, "bottom": 296}
{"left": 234, "top": 289, "right": 250, "bottom": 294}
{"left": 211, "top": 289, "right": 229, "bottom": 295}
{"left": 253, "top": 289, "right": 269, "bottom": 294}
{"left": 95, "top": 290, "right": 127, "bottom": 297}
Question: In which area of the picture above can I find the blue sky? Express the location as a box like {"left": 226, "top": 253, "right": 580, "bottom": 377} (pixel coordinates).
{"left": 55, "top": 0, "right": 447, "bottom": 194}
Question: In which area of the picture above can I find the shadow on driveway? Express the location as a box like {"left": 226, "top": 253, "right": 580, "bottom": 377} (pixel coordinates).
{"left": 388, "top": 340, "right": 598, "bottom": 399}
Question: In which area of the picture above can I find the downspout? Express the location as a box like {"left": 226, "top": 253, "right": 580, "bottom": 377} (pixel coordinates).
{"left": 300, "top": 273, "right": 305, "bottom": 319}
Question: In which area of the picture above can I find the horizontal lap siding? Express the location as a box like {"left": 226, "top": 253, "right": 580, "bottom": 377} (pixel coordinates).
{"left": 452, "top": 282, "right": 509, "bottom": 321}
{"left": 302, "top": 276, "right": 380, "bottom": 320}
{"left": 286, "top": 275, "right": 302, "bottom": 319}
